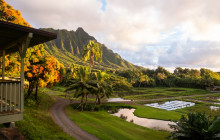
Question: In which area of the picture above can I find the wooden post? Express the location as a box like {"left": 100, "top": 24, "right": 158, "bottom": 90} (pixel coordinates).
{"left": 2, "top": 50, "right": 5, "bottom": 80}
{"left": 20, "top": 57, "right": 24, "bottom": 113}
{"left": 19, "top": 33, "right": 33, "bottom": 113}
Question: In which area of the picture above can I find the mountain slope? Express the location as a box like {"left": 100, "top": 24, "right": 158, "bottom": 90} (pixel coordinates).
{"left": 42, "top": 28, "right": 139, "bottom": 70}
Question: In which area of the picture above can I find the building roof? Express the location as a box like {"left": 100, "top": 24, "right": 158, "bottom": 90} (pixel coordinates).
{"left": 0, "top": 20, "right": 57, "bottom": 55}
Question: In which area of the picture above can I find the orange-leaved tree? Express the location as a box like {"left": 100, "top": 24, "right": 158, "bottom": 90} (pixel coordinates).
{"left": 25, "top": 45, "right": 65, "bottom": 100}
{"left": 1, "top": 0, "right": 65, "bottom": 100}
{"left": 0, "top": 0, "right": 30, "bottom": 26}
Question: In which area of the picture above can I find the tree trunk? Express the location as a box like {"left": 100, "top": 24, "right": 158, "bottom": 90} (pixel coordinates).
{"left": 97, "top": 94, "right": 101, "bottom": 105}
{"left": 35, "top": 81, "right": 39, "bottom": 100}
{"left": 26, "top": 81, "right": 34, "bottom": 99}
{"left": 80, "top": 94, "right": 84, "bottom": 111}
{"left": 92, "top": 95, "right": 98, "bottom": 111}
{"left": 139, "top": 81, "right": 141, "bottom": 87}
{"left": 84, "top": 93, "right": 88, "bottom": 109}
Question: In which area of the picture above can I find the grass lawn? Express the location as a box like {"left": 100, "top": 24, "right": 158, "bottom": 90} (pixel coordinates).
{"left": 124, "top": 87, "right": 211, "bottom": 100}
{"left": 16, "top": 91, "right": 74, "bottom": 140}
{"left": 134, "top": 105, "right": 183, "bottom": 121}
{"left": 65, "top": 104, "right": 170, "bottom": 140}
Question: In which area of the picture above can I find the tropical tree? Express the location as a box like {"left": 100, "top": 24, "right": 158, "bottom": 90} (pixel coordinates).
{"left": 62, "top": 63, "right": 80, "bottom": 85}
{"left": 93, "top": 71, "right": 113, "bottom": 107}
{"left": 66, "top": 66, "right": 96, "bottom": 111}
{"left": 82, "top": 40, "right": 102, "bottom": 72}
{"left": 117, "top": 69, "right": 141, "bottom": 82}
{"left": 169, "top": 112, "right": 220, "bottom": 140}
{"left": 0, "top": 0, "right": 30, "bottom": 26}
{"left": 111, "top": 75, "right": 133, "bottom": 92}
{"left": 25, "top": 45, "right": 65, "bottom": 100}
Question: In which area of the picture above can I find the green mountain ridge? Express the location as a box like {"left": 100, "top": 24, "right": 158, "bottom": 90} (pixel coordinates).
{"left": 42, "top": 27, "right": 143, "bottom": 70}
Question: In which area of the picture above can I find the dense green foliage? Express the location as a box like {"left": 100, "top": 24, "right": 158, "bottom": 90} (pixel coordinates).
{"left": 169, "top": 112, "right": 220, "bottom": 140}
{"left": 66, "top": 66, "right": 98, "bottom": 111}
{"left": 82, "top": 40, "right": 102, "bottom": 68}
{"left": 117, "top": 67, "right": 220, "bottom": 89}
{"left": 63, "top": 39, "right": 131, "bottom": 105}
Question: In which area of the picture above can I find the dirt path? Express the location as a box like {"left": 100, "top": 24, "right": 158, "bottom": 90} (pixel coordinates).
{"left": 50, "top": 97, "right": 99, "bottom": 140}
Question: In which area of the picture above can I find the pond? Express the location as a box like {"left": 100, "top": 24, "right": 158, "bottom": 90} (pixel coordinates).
{"left": 112, "top": 108, "right": 175, "bottom": 131}
{"left": 107, "top": 98, "right": 131, "bottom": 102}
{"left": 145, "top": 100, "right": 195, "bottom": 111}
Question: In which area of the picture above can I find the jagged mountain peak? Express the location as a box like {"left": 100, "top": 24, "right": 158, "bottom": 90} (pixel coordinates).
{"left": 76, "top": 27, "right": 85, "bottom": 32}
{"left": 42, "top": 27, "right": 139, "bottom": 70}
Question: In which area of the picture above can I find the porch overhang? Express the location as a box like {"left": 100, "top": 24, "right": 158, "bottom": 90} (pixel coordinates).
{"left": 0, "top": 20, "right": 57, "bottom": 124}
{"left": 0, "top": 20, "right": 57, "bottom": 56}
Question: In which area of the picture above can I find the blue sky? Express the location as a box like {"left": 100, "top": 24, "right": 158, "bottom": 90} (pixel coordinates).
{"left": 6, "top": 0, "right": 220, "bottom": 72}
{"left": 98, "top": 0, "right": 107, "bottom": 11}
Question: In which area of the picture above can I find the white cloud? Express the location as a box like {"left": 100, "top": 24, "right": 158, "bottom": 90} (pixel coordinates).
{"left": 158, "top": 40, "right": 220, "bottom": 68}
{"left": 5, "top": 0, "right": 220, "bottom": 71}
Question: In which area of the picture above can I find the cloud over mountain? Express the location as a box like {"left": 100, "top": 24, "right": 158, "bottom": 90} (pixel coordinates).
{"left": 6, "top": 0, "right": 220, "bottom": 71}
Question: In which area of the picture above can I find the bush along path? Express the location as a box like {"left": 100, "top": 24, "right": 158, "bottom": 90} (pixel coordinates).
{"left": 50, "top": 97, "right": 99, "bottom": 140}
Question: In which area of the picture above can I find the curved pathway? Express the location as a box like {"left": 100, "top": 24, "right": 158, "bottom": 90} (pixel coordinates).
{"left": 50, "top": 97, "right": 99, "bottom": 140}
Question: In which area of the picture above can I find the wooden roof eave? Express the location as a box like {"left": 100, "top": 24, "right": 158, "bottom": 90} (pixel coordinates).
{"left": 0, "top": 21, "right": 57, "bottom": 56}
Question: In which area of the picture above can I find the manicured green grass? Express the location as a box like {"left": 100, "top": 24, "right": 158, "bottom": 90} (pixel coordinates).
{"left": 16, "top": 92, "right": 74, "bottom": 140}
{"left": 65, "top": 105, "right": 170, "bottom": 140}
{"left": 134, "top": 105, "right": 183, "bottom": 121}
{"left": 124, "top": 87, "right": 211, "bottom": 100}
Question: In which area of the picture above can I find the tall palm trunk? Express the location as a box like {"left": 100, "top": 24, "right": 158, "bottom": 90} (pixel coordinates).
{"left": 92, "top": 95, "right": 98, "bottom": 111}
{"left": 84, "top": 93, "right": 88, "bottom": 109}
{"left": 97, "top": 93, "right": 101, "bottom": 105}
{"left": 80, "top": 94, "right": 85, "bottom": 111}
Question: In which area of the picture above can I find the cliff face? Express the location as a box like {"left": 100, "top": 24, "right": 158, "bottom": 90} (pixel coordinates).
{"left": 42, "top": 28, "right": 138, "bottom": 70}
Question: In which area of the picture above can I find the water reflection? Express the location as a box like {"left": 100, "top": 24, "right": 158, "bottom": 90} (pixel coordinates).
{"left": 112, "top": 108, "right": 175, "bottom": 131}
{"left": 107, "top": 98, "right": 131, "bottom": 102}
{"left": 145, "top": 100, "right": 195, "bottom": 111}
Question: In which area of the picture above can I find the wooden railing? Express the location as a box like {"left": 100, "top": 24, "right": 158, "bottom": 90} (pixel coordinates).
{"left": 0, "top": 80, "right": 21, "bottom": 114}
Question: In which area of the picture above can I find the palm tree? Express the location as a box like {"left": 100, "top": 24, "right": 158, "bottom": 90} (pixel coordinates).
{"left": 82, "top": 40, "right": 102, "bottom": 72}
{"left": 93, "top": 71, "right": 113, "bottom": 110}
{"left": 66, "top": 66, "right": 96, "bottom": 111}
{"left": 169, "top": 112, "right": 220, "bottom": 140}
{"left": 70, "top": 63, "right": 79, "bottom": 79}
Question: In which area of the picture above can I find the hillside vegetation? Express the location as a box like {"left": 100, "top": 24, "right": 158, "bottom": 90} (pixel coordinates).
{"left": 42, "top": 28, "right": 141, "bottom": 70}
